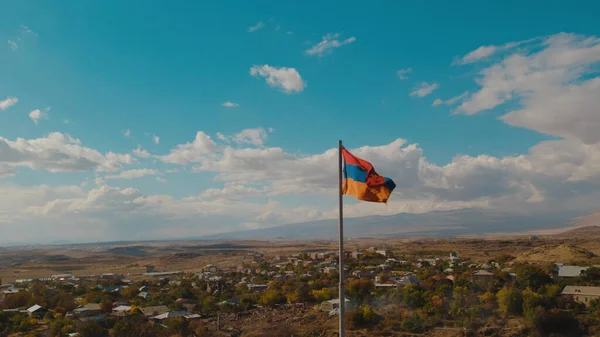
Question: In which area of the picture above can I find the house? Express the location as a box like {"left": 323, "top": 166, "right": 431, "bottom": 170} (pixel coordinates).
{"left": 27, "top": 304, "right": 48, "bottom": 318}
{"left": 562, "top": 286, "right": 600, "bottom": 306}
{"left": 139, "top": 286, "right": 149, "bottom": 292}
{"left": 351, "top": 251, "right": 363, "bottom": 259}
{"left": 320, "top": 298, "right": 353, "bottom": 312}
{"left": 74, "top": 303, "right": 102, "bottom": 317}
{"left": 140, "top": 305, "right": 170, "bottom": 318}
{"left": 138, "top": 291, "right": 151, "bottom": 299}
{"left": 112, "top": 305, "right": 132, "bottom": 315}
{"left": 203, "top": 264, "right": 218, "bottom": 273}
{"left": 247, "top": 284, "right": 269, "bottom": 292}
{"left": 432, "top": 275, "right": 454, "bottom": 287}
{"left": 150, "top": 310, "right": 189, "bottom": 323}
{"left": 324, "top": 267, "right": 338, "bottom": 274}
{"left": 1, "top": 287, "right": 21, "bottom": 300}
{"left": 552, "top": 264, "right": 589, "bottom": 280}
{"left": 471, "top": 270, "right": 494, "bottom": 288}
{"left": 2, "top": 309, "right": 21, "bottom": 317}
{"left": 376, "top": 250, "right": 387, "bottom": 257}
{"left": 396, "top": 276, "right": 421, "bottom": 287}
{"left": 375, "top": 283, "right": 397, "bottom": 289}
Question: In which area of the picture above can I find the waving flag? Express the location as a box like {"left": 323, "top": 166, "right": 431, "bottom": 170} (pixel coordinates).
{"left": 342, "top": 147, "right": 395, "bottom": 203}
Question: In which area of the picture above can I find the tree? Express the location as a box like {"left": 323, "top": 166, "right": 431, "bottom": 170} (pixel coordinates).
{"left": 529, "top": 307, "right": 581, "bottom": 337}
{"left": 403, "top": 284, "right": 424, "bottom": 308}
{"left": 514, "top": 264, "right": 551, "bottom": 291}
{"left": 522, "top": 288, "right": 545, "bottom": 320}
{"left": 497, "top": 286, "right": 523, "bottom": 315}
{"left": 76, "top": 320, "right": 108, "bottom": 337}
{"left": 259, "top": 289, "right": 286, "bottom": 307}
{"left": 346, "top": 279, "right": 373, "bottom": 304}
{"left": 400, "top": 313, "right": 422, "bottom": 333}
{"left": 100, "top": 299, "right": 113, "bottom": 314}
{"left": 311, "top": 288, "right": 336, "bottom": 302}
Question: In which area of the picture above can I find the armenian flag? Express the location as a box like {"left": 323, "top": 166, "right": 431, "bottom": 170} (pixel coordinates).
{"left": 342, "top": 147, "right": 395, "bottom": 203}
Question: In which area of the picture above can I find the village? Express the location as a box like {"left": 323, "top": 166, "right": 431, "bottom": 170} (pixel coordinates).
{"left": 2, "top": 243, "right": 600, "bottom": 336}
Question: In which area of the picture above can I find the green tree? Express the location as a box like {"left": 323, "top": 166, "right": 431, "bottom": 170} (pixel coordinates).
{"left": 400, "top": 313, "right": 422, "bottom": 333}
{"left": 497, "top": 286, "right": 523, "bottom": 315}
{"left": 403, "top": 284, "right": 424, "bottom": 308}
{"left": 514, "top": 264, "right": 551, "bottom": 291}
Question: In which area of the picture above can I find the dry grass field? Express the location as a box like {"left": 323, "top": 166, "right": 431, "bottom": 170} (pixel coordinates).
{"left": 3, "top": 226, "right": 600, "bottom": 283}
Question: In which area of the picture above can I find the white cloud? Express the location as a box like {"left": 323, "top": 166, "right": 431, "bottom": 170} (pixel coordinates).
{"left": 132, "top": 145, "right": 150, "bottom": 158}
{"left": 397, "top": 68, "right": 412, "bottom": 80}
{"left": 305, "top": 33, "right": 356, "bottom": 56}
{"left": 156, "top": 177, "right": 167, "bottom": 183}
{"left": 250, "top": 65, "right": 305, "bottom": 93}
{"left": 3, "top": 127, "right": 600, "bottom": 243}
{"left": 29, "top": 109, "right": 48, "bottom": 124}
{"left": 153, "top": 135, "right": 160, "bottom": 144}
{"left": 160, "top": 131, "right": 217, "bottom": 165}
{"left": 7, "top": 40, "right": 17, "bottom": 50}
{"left": 222, "top": 101, "right": 239, "bottom": 108}
{"left": 432, "top": 91, "right": 469, "bottom": 107}
{"left": 104, "top": 169, "right": 158, "bottom": 180}
{"left": 0, "top": 132, "right": 136, "bottom": 174}
{"left": 456, "top": 33, "right": 600, "bottom": 145}
{"left": 457, "top": 38, "right": 535, "bottom": 64}
{"left": 410, "top": 82, "right": 439, "bottom": 97}
{"left": 0, "top": 97, "right": 18, "bottom": 110}
{"left": 124, "top": 129, "right": 131, "bottom": 137}
{"left": 233, "top": 128, "right": 268, "bottom": 146}
{"left": 248, "top": 21, "right": 264, "bottom": 32}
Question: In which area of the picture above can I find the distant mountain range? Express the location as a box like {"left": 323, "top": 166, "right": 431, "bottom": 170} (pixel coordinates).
{"left": 200, "top": 208, "right": 586, "bottom": 240}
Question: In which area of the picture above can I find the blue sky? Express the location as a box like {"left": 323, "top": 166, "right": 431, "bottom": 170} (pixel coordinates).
{"left": 1, "top": 1, "right": 600, "bottom": 243}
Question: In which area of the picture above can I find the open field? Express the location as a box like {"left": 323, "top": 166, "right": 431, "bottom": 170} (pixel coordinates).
{"left": 3, "top": 226, "right": 600, "bottom": 284}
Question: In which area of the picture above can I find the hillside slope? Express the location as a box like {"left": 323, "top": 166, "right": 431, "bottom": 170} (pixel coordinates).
{"left": 200, "top": 208, "right": 581, "bottom": 240}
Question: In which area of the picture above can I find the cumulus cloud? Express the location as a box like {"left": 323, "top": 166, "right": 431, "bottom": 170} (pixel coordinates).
{"left": 456, "top": 33, "right": 600, "bottom": 144}
{"left": 222, "top": 101, "right": 239, "bottom": 108}
{"left": 0, "top": 97, "right": 18, "bottom": 110}
{"left": 0, "top": 132, "right": 137, "bottom": 174}
{"left": 160, "top": 131, "right": 217, "bottom": 165}
{"left": 156, "top": 177, "right": 167, "bottom": 183}
{"left": 104, "top": 169, "right": 158, "bottom": 180}
{"left": 233, "top": 128, "right": 269, "bottom": 146}
{"left": 305, "top": 33, "right": 356, "bottom": 56}
{"left": 250, "top": 65, "right": 305, "bottom": 93}
{"left": 29, "top": 109, "right": 48, "bottom": 124}
{"left": 248, "top": 21, "right": 264, "bottom": 32}
{"left": 397, "top": 68, "right": 412, "bottom": 80}
{"left": 153, "top": 135, "right": 160, "bottom": 144}
{"left": 410, "top": 82, "right": 439, "bottom": 97}
{"left": 132, "top": 145, "right": 150, "bottom": 158}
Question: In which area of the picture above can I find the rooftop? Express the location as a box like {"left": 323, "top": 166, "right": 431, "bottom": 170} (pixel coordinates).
{"left": 562, "top": 286, "right": 600, "bottom": 296}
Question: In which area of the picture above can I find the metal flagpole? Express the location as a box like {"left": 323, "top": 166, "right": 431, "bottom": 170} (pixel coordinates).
{"left": 338, "top": 140, "right": 345, "bottom": 337}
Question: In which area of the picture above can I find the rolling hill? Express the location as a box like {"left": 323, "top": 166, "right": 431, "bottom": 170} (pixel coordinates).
{"left": 200, "top": 208, "right": 582, "bottom": 240}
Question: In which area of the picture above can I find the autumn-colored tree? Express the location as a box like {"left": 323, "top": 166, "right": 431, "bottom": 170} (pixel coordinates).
{"left": 311, "top": 288, "right": 336, "bottom": 302}
{"left": 259, "top": 289, "right": 286, "bottom": 307}
{"left": 497, "top": 286, "right": 523, "bottom": 315}
{"left": 100, "top": 298, "right": 113, "bottom": 313}
{"left": 347, "top": 279, "right": 374, "bottom": 304}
